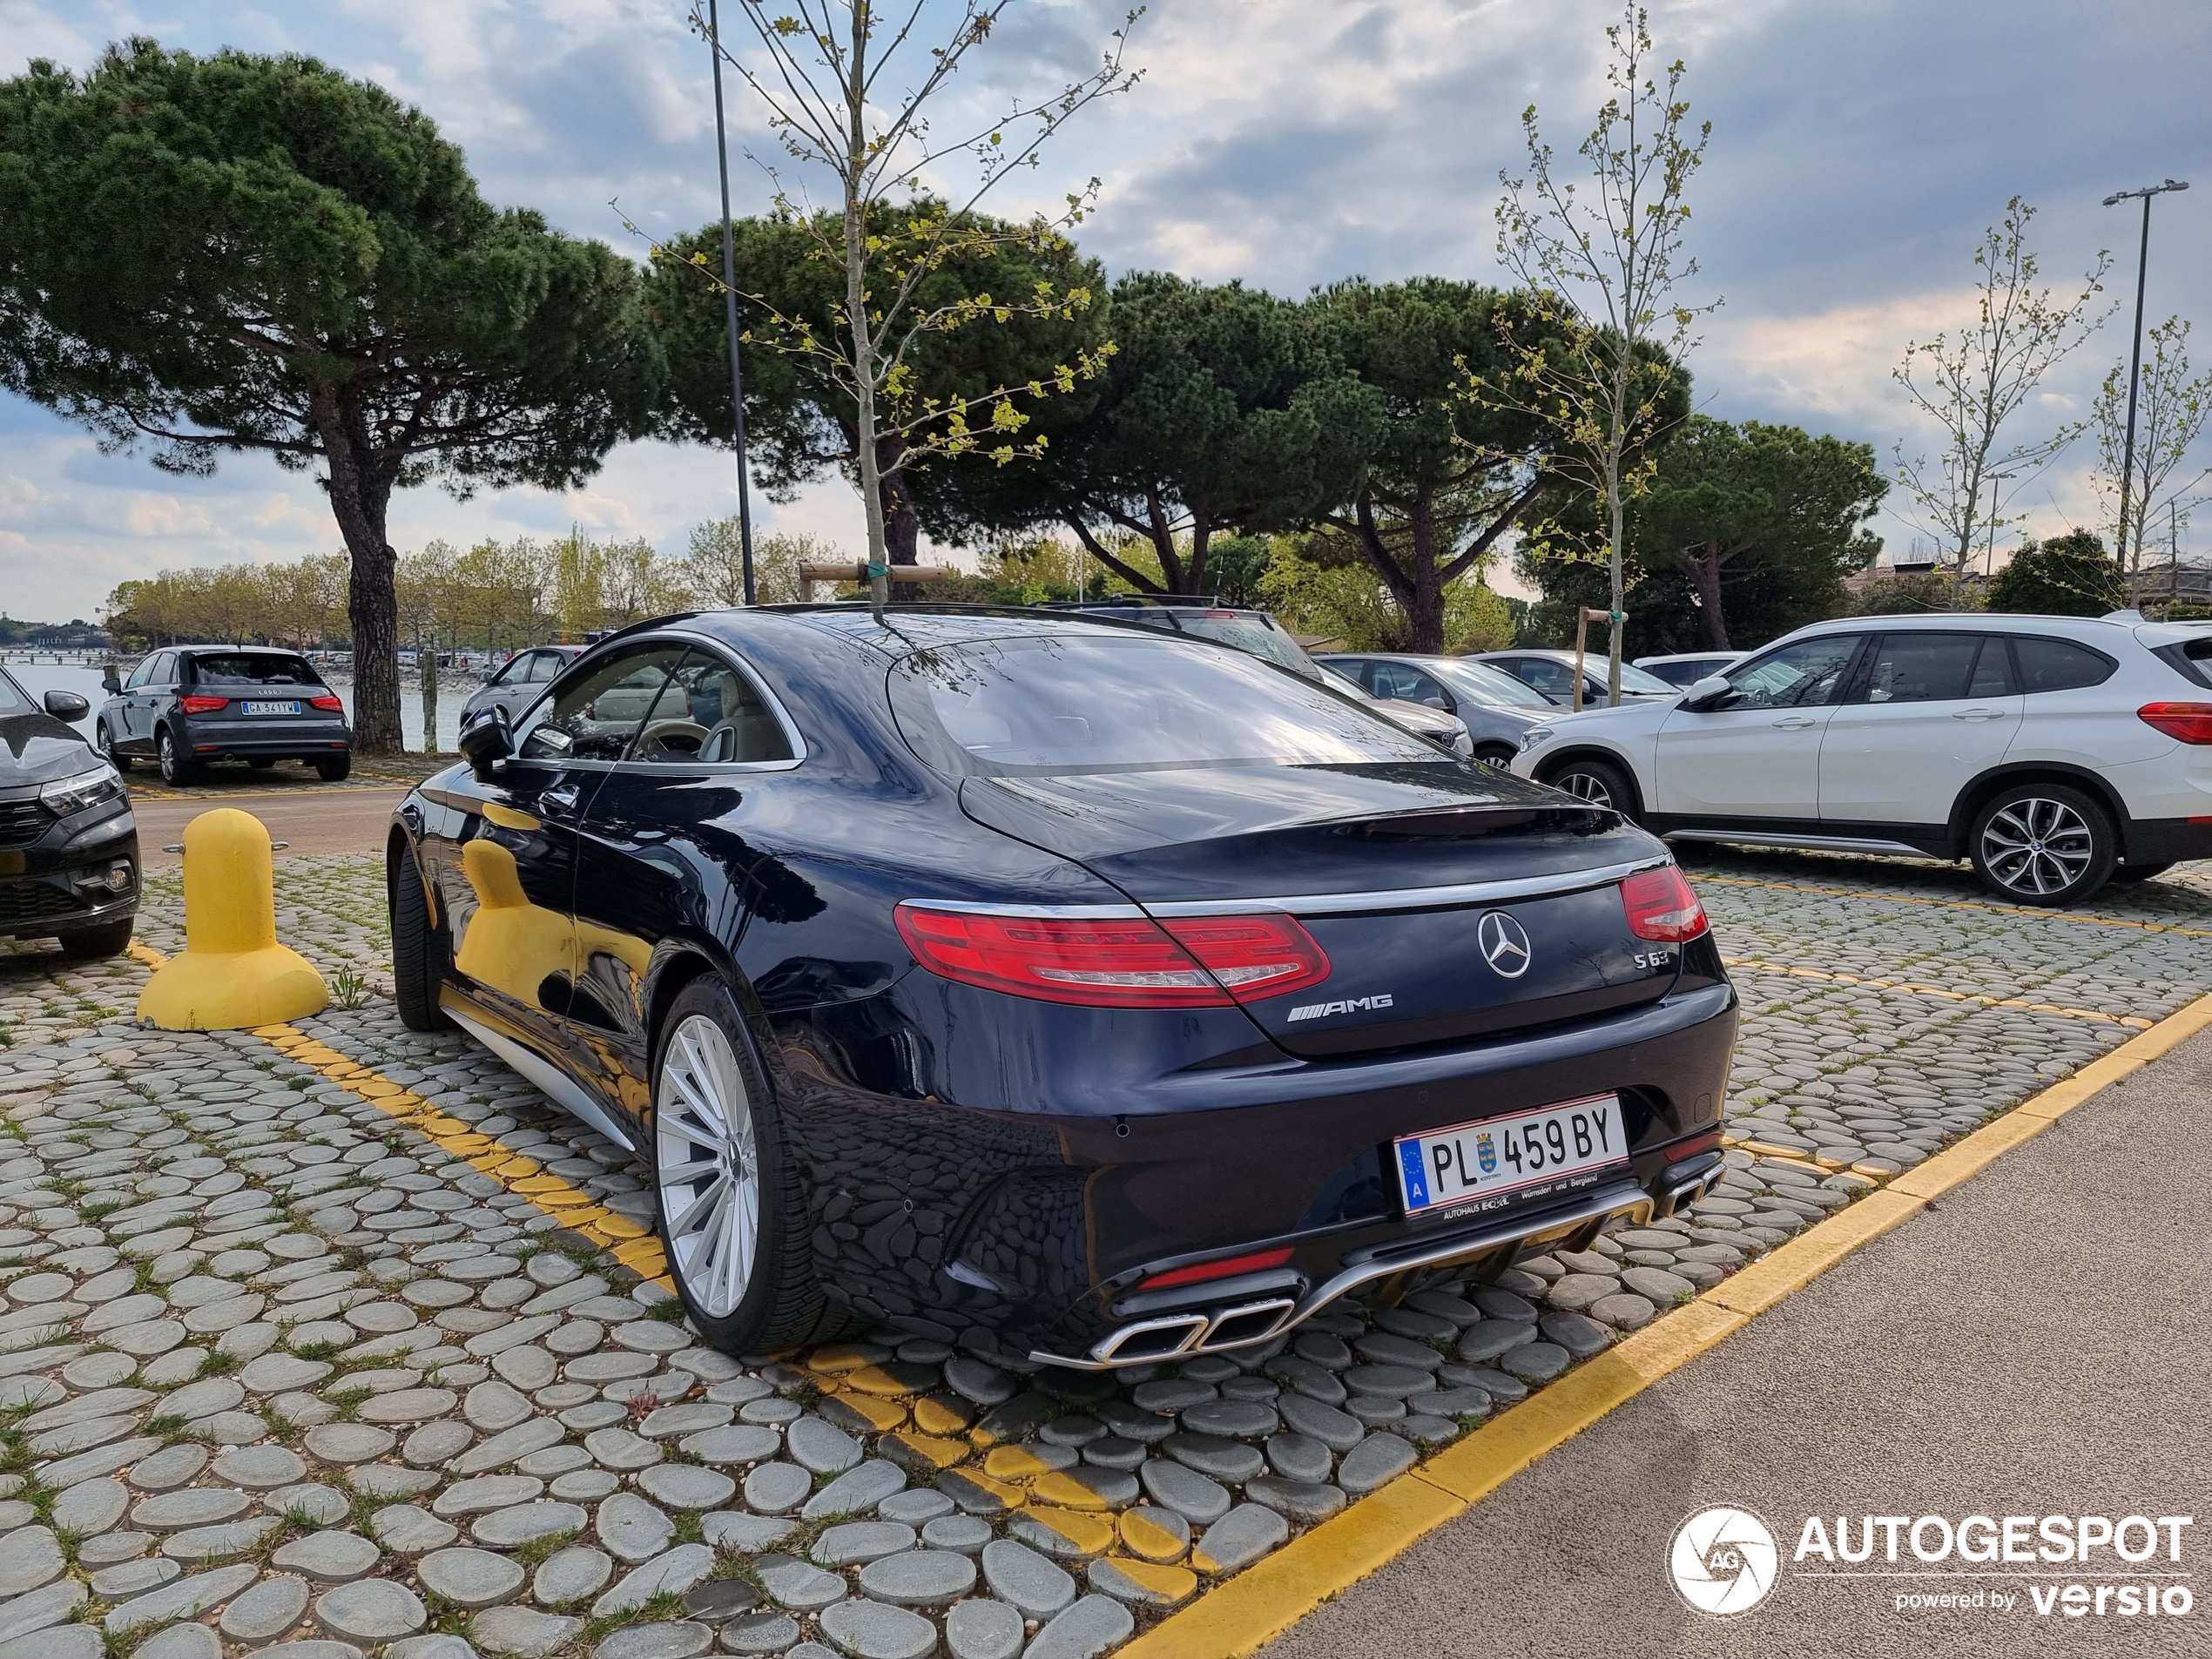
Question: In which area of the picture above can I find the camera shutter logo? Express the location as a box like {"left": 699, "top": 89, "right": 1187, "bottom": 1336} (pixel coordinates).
{"left": 1476, "top": 910, "right": 1533, "bottom": 978}
{"left": 1669, "top": 1506, "right": 1779, "bottom": 1616}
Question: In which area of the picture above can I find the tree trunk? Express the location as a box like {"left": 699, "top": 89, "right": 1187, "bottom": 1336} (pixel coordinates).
{"left": 1686, "top": 545, "right": 1730, "bottom": 650}
{"left": 310, "top": 385, "right": 403, "bottom": 755}
{"left": 1406, "top": 499, "right": 1446, "bottom": 653}
{"left": 878, "top": 436, "right": 926, "bottom": 602}
{"left": 421, "top": 630, "right": 440, "bottom": 755}
{"left": 1606, "top": 456, "right": 1626, "bottom": 707}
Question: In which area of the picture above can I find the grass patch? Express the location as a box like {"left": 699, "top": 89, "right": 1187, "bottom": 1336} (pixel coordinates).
{"left": 510, "top": 1527, "right": 580, "bottom": 1568}
{"left": 323, "top": 1385, "right": 373, "bottom": 1423}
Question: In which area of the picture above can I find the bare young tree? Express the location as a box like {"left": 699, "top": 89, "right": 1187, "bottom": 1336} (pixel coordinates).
{"left": 1492, "top": 3, "right": 1716, "bottom": 705}
{"left": 2091, "top": 314, "right": 2212, "bottom": 576}
{"left": 669, "top": 1, "right": 1141, "bottom": 616}
{"left": 1892, "top": 198, "right": 2112, "bottom": 576}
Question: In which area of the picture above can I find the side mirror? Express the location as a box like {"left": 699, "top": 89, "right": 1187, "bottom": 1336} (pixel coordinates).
{"left": 1680, "top": 673, "right": 1733, "bottom": 712}
{"left": 459, "top": 714, "right": 514, "bottom": 782}
{"left": 100, "top": 672, "right": 120, "bottom": 695}
{"left": 1421, "top": 695, "right": 1450, "bottom": 711}
{"left": 44, "top": 691, "right": 90, "bottom": 721}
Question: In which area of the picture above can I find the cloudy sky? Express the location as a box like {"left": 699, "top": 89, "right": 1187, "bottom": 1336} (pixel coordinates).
{"left": 3, "top": 0, "right": 2209, "bottom": 621}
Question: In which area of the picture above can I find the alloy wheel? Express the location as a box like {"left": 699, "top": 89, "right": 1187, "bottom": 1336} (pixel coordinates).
{"left": 655, "top": 1013, "right": 761, "bottom": 1318}
{"left": 1979, "top": 796, "right": 2093, "bottom": 897}
{"left": 1555, "top": 769, "right": 1614, "bottom": 808}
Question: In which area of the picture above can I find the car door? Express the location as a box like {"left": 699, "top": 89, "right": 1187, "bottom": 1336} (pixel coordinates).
{"left": 116, "top": 655, "right": 157, "bottom": 749}
{"left": 1818, "top": 632, "right": 2022, "bottom": 826}
{"left": 566, "top": 644, "right": 802, "bottom": 1117}
{"left": 133, "top": 652, "right": 177, "bottom": 752}
{"left": 1652, "top": 634, "right": 1866, "bottom": 819}
{"left": 421, "top": 641, "right": 688, "bottom": 1073}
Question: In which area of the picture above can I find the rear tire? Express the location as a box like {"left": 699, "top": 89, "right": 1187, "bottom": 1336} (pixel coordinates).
{"left": 95, "top": 723, "right": 130, "bottom": 773}
{"left": 316, "top": 755, "right": 352, "bottom": 782}
{"left": 651, "top": 974, "right": 836, "bottom": 1355}
{"left": 1968, "top": 784, "right": 2116, "bottom": 907}
{"left": 157, "top": 726, "right": 196, "bottom": 786}
{"left": 2109, "top": 861, "right": 2175, "bottom": 886}
{"left": 59, "top": 920, "right": 134, "bottom": 960}
{"left": 388, "top": 844, "right": 455, "bottom": 1033}
{"left": 1543, "top": 754, "right": 1638, "bottom": 820}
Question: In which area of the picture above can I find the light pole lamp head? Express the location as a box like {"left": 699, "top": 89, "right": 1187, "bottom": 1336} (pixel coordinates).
{"left": 2104, "top": 179, "right": 2190, "bottom": 206}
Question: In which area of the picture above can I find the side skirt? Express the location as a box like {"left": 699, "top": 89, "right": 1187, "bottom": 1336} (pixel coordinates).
{"left": 442, "top": 995, "right": 638, "bottom": 1154}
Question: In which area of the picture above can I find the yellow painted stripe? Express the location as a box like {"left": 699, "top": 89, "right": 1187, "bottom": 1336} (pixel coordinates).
{"left": 1700, "top": 872, "right": 2212, "bottom": 938}
{"left": 1123, "top": 988, "right": 2212, "bottom": 1659}
{"left": 1718, "top": 955, "right": 2154, "bottom": 1028}
{"left": 129, "top": 940, "right": 644, "bottom": 1261}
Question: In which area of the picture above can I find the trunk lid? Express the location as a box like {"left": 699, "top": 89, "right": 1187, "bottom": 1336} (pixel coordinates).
{"left": 959, "top": 761, "right": 1683, "bottom": 1056}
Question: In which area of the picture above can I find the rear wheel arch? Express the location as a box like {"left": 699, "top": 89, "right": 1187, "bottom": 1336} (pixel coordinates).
{"left": 1948, "top": 764, "right": 2133, "bottom": 860}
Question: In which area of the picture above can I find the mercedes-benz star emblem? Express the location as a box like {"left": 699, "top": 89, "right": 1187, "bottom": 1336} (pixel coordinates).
{"left": 1476, "top": 911, "right": 1533, "bottom": 978}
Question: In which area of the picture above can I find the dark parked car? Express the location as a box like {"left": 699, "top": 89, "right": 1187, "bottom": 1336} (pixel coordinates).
{"left": 387, "top": 608, "right": 1737, "bottom": 1366}
{"left": 0, "top": 664, "right": 138, "bottom": 957}
{"left": 460, "top": 644, "right": 587, "bottom": 732}
{"left": 96, "top": 646, "right": 352, "bottom": 785}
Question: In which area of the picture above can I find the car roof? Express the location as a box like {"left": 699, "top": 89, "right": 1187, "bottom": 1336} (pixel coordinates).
{"left": 1779, "top": 612, "right": 2143, "bottom": 641}
{"left": 1635, "top": 651, "right": 1740, "bottom": 664}
{"left": 683, "top": 603, "right": 1194, "bottom": 659}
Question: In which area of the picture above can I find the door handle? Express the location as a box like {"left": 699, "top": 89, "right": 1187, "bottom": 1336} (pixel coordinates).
{"left": 1770, "top": 717, "right": 1817, "bottom": 731}
{"left": 539, "top": 783, "right": 581, "bottom": 813}
{"left": 1952, "top": 709, "right": 2005, "bottom": 721}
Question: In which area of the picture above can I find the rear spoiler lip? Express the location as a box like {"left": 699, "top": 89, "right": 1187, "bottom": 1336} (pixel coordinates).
{"left": 915, "top": 853, "right": 1670, "bottom": 921}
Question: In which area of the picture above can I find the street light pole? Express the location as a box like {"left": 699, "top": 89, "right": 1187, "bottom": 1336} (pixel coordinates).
{"left": 706, "top": 0, "right": 758, "bottom": 605}
{"left": 2102, "top": 178, "right": 2189, "bottom": 570}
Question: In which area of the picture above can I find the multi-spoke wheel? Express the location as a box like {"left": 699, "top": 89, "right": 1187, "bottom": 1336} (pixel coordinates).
{"left": 1542, "top": 756, "right": 1637, "bottom": 820}
{"left": 1969, "top": 784, "right": 2114, "bottom": 907}
{"left": 649, "top": 975, "right": 838, "bottom": 1352}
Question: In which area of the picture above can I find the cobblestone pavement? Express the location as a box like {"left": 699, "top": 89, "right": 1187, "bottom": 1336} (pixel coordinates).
{"left": 0, "top": 845, "right": 2203, "bottom": 1659}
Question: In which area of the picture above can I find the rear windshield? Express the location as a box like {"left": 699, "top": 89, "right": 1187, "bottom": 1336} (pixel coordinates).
{"left": 893, "top": 633, "right": 1443, "bottom": 776}
{"left": 190, "top": 653, "right": 322, "bottom": 686}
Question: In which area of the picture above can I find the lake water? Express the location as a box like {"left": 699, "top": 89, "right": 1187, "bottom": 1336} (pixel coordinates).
{"left": 1, "top": 657, "right": 474, "bottom": 752}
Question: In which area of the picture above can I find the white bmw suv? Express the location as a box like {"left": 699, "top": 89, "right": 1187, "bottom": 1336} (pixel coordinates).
{"left": 1510, "top": 610, "right": 2212, "bottom": 906}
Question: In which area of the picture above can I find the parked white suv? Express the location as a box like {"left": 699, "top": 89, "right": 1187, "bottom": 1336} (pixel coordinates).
{"left": 1511, "top": 611, "right": 2212, "bottom": 905}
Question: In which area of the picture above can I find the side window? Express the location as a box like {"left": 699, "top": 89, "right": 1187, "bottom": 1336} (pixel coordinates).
{"left": 517, "top": 644, "right": 687, "bottom": 762}
{"left": 1513, "top": 659, "right": 1579, "bottom": 697}
{"left": 2013, "top": 637, "right": 2117, "bottom": 693}
{"left": 628, "top": 650, "right": 796, "bottom": 765}
{"left": 1860, "top": 633, "right": 1986, "bottom": 704}
{"left": 1716, "top": 637, "right": 1862, "bottom": 711}
{"left": 487, "top": 654, "right": 524, "bottom": 687}
{"left": 1370, "top": 663, "right": 1421, "bottom": 700}
{"left": 147, "top": 653, "right": 177, "bottom": 686}
{"left": 1966, "top": 637, "right": 2014, "bottom": 697}
{"left": 528, "top": 651, "right": 563, "bottom": 684}
{"left": 124, "top": 657, "right": 154, "bottom": 690}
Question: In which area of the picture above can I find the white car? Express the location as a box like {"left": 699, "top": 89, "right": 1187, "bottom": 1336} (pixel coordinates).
{"left": 1511, "top": 610, "right": 2212, "bottom": 905}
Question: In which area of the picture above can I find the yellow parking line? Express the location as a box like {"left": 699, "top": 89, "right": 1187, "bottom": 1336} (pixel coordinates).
{"left": 1698, "top": 873, "right": 2212, "bottom": 938}
{"left": 1718, "top": 954, "right": 2155, "bottom": 1028}
{"left": 1118, "top": 985, "right": 2212, "bottom": 1659}
{"left": 126, "top": 940, "right": 673, "bottom": 1288}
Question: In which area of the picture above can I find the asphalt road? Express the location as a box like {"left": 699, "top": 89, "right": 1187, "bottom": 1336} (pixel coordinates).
{"left": 1265, "top": 1027, "right": 2212, "bottom": 1659}
{"left": 132, "top": 786, "right": 408, "bottom": 868}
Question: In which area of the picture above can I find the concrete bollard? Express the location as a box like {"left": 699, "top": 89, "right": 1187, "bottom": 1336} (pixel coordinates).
{"left": 138, "top": 808, "right": 329, "bottom": 1030}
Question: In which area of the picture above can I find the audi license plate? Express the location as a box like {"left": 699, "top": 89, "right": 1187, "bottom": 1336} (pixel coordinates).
{"left": 240, "top": 701, "right": 301, "bottom": 716}
{"left": 1395, "top": 1093, "right": 1629, "bottom": 1219}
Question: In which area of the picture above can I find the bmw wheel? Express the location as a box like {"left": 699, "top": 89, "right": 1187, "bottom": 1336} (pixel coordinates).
{"left": 1545, "top": 755, "right": 1637, "bottom": 820}
{"left": 1968, "top": 784, "right": 2115, "bottom": 907}
{"left": 651, "top": 976, "right": 835, "bottom": 1352}
{"left": 157, "top": 726, "right": 197, "bottom": 786}
{"left": 95, "top": 721, "right": 130, "bottom": 773}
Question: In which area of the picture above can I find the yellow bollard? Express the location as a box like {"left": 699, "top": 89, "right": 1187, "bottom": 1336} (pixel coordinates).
{"left": 137, "top": 808, "right": 329, "bottom": 1030}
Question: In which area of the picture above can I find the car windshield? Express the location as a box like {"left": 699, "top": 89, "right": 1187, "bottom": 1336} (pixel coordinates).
{"left": 1164, "top": 614, "right": 1320, "bottom": 678}
{"left": 893, "top": 633, "right": 1441, "bottom": 776}
{"left": 192, "top": 653, "right": 322, "bottom": 686}
{"left": 1432, "top": 659, "right": 1552, "bottom": 709}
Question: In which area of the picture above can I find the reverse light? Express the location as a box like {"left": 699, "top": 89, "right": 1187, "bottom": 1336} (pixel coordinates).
{"left": 1143, "top": 1245, "right": 1295, "bottom": 1290}
{"left": 2138, "top": 702, "right": 2212, "bottom": 744}
{"left": 309, "top": 693, "right": 344, "bottom": 711}
{"left": 894, "top": 905, "right": 1331, "bottom": 1008}
{"left": 1621, "top": 864, "right": 1708, "bottom": 942}
{"left": 179, "top": 694, "right": 228, "bottom": 713}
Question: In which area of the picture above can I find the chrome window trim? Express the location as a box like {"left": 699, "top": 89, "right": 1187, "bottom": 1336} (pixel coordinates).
{"left": 604, "top": 631, "right": 808, "bottom": 775}
{"left": 909, "top": 854, "right": 1669, "bottom": 922}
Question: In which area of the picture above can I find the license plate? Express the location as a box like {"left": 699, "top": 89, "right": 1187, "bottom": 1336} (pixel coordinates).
{"left": 1395, "top": 1093, "right": 1628, "bottom": 1218}
{"left": 240, "top": 701, "right": 301, "bottom": 716}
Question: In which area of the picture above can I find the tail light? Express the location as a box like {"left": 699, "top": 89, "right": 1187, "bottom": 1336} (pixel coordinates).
{"left": 178, "top": 694, "right": 227, "bottom": 713}
{"left": 1620, "top": 864, "right": 1708, "bottom": 941}
{"left": 2139, "top": 702, "right": 2212, "bottom": 744}
{"left": 309, "top": 693, "right": 343, "bottom": 711}
{"left": 893, "top": 904, "right": 1330, "bottom": 1008}
{"left": 1144, "top": 1245, "right": 1294, "bottom": 1289}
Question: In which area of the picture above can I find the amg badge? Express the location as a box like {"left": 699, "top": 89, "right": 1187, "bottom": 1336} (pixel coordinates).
{"left": 1287, "top": 993, "right": 1395, "bottom": 1022}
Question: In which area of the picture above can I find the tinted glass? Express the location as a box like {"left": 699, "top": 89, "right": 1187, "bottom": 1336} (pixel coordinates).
{"left": 1716, "top": 637, "right": 1861, "bottom": 710}
{"left": 628, "top": 651, "right": 795, "bottom": 765}
{"left": 190, "top": 653, "right": 321, "bottom": 686}
{"left": 145, "top": 653, "right": 175, "bottom": 685}
{"left": 2013, "top": 637, "right": 2116, "bottom": 693}
{"left": 1507, "top": 658, "right": 1579, "bottom": 696}
{"left": 894, "top": 634, "right": 1440, "bottom": 776}
{"left": 1967, "top": 637, "right": 2014, "bottom": 697}
{"left": 1368, "top": 662, "right": 1437, "bottom": 701}
{"left": 1433, "top": 659, "right": 1553, "bottom": 709}
{"left": 518, "top": 644, "right": 686, "bottom": 762}
{"left": 1862, "top": 633, "right": 1985, "bottom": 704}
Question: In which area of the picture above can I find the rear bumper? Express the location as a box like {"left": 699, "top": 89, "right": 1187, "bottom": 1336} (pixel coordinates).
{"left": 2121, "top": 816, "right": 2212, "bottom": 866}
{"left": 185, "top": 720, "right": 351, "bottom": 761}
